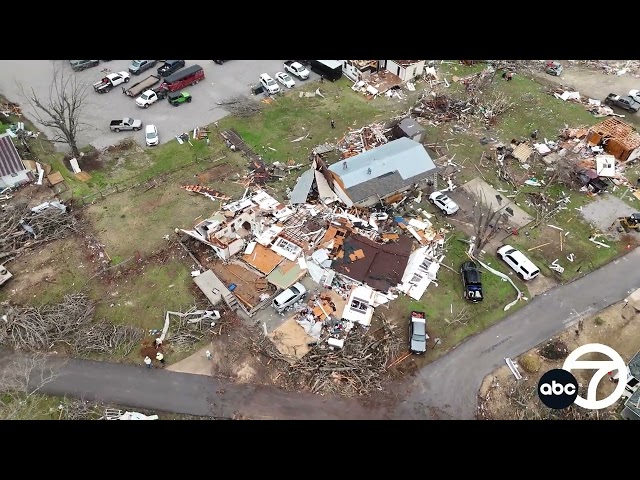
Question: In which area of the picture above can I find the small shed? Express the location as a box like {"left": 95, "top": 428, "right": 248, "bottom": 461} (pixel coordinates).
{"left": 393, "top": 118, "right": 426, "bottom": 143}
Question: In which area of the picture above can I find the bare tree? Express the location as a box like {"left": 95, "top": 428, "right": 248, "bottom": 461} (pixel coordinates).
{"left": 18, "top": 62, "right": 89, "bottom": 158}
{"left": 472, "top": 190, "right": 507, "bottom": 254}
{"left": 0, "top": 353, "right": 65, "bottom": 420}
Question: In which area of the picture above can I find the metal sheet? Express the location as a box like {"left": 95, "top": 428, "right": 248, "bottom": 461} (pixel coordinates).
{"left": 289, "top": 168, "right": 314, "bottom": 204}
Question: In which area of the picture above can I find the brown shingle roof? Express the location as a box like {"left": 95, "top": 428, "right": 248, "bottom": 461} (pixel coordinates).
{"left": 0, "top": 134, "right": 25, "bottom": 177}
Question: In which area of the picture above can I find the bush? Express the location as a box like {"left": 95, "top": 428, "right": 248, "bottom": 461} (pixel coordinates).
{"left": 519, "top": 353, "right": 542, "bottom": 374}
{"left": 594, "top": 316, "right": 605, "bottom": 326}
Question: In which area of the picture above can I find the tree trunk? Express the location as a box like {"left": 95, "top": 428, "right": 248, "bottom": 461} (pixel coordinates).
{"left": 70, "top": 140, "right": 80, "bottom": 159}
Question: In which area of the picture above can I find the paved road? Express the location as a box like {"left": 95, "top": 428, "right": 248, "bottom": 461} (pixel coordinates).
{"left": 392, "top": 247, "right": 640, "bottom": 419}
{"left": 0, "top": 60, "right": 319, "bottom": 151}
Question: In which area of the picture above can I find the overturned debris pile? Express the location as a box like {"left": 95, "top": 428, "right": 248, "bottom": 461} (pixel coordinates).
{"left": 0, "top": 201, "right": 78, "bottom": 262}
{"left": 412, "top": 93, "right": 475, "bottom": 123}
{"left": 0, "top": 293, "right": 143, "bottom": 354}
{"left": 255, "top": 320, "right": 402, "bottom": 397}
{"left": 162, "top": 307, "right": 240, "bottom": 351}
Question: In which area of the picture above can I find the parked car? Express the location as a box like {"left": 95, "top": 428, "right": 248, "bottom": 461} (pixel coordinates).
{"left": 136, "top": 88, "right": 168, "bottom": 108}
{"left": 167, "top": 91, "right": 192, "bottom": 106}
{"left": 70, "top": 60, "right": 99, "bottom": 71}
{"left": 259, "top": 73, "right": 280, "bottom": 94}
{"left": 157, "top": 60, "right": 185, "bottom": 77}
{"left": 145, "top": 124, "right": 159, "bottom": 147}
{"left": 213, "top": 60, "right": 228, "bottom": 64}
{"left": 604, "top": 93, "right": 640, "bottom": 113}
{"left": 272, "top": 282, "right": 306, "bottom": 312}
{"left": 545, "top": 61, "right": 563, "bottom": 76}
{"left": 461, "top": 261, "right": 483, "bottom": 303}
{"left": 429, "top": 191, "right": 459, "bottom": 215}
{"left": 129, "top": 60, "right": 157, "bottom": 75}
{"left": 275, "top": 71, "right": 295, "bottom": 89}
{"left": 283, "top": 60, "right": 310, "bottom": 80}
{"left": 409, "top": 311, "right": 428, "bottom": 355}
{"left": 109, "top": 118, "right": 142, "bottom": 133}
{"left": 629, "top": 89, "right": 640, "bottom": 104}
{"left": 497, "top": 245, "right": 540, "bottom": 281}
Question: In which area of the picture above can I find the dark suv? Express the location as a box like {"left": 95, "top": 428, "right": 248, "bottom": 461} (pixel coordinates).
{"left": 70, "top": 60, "right": 99, "bottom": 71}
{"left": 461, "top": 261, "right": 483, "bottom": 303}
{"left": 129, "top": 60, "right": 157, "bottom": 75}
{"left": 157, "top": 60, "right": 185, "bottom": 77}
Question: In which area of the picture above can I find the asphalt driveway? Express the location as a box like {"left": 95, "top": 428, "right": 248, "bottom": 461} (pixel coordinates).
{"left": 0, "top": 60, "right": 319, "bottom": 151}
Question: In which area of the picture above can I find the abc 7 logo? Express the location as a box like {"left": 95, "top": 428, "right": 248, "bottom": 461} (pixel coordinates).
{"left": 537, "top": 343, "right": 628, "bottom": 410}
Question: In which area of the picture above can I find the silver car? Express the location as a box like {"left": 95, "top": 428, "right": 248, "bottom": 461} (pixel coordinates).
{"left": 272, "top": 282, "right": 306, "bottom": 312}
{"left": 409, "top": 311, "right": 428, "bottom": 354}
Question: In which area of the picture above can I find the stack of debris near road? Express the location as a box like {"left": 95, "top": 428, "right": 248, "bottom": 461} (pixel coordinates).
{"left": 179, "top": 132, "right": 449, "bottom": 356}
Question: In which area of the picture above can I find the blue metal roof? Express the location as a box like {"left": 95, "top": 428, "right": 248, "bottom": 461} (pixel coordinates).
{"left": 329, "top": 137, "right": 435, "bottom": 189}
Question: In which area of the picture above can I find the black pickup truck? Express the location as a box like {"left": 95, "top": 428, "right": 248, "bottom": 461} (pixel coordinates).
{"left": 604, "top": 93, "right": 640, "bottom": 113}
{"left": 461, "top": 261, "right": 483, "bottom": 303}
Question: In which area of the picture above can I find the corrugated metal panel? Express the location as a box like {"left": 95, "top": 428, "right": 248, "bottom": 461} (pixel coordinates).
{"left": 0, "top": 134, "right": 25, "bottom": 177}
{"left": 289, "top": 168, "right": 314, "bottom": 204}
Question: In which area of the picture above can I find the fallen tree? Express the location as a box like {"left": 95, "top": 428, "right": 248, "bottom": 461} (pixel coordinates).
{"left": 0, "top": 201, "right": 79, "bottom": 262}
{"left": 0, "top": 293, "right": 143, "bottom": 355}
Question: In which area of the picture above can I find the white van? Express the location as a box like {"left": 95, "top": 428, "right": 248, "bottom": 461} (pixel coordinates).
{"left": 272, "top": 282, "right": 306, "bottom": 312}
{"left": 497, "top": 245, "right": 540, "bottom": 281}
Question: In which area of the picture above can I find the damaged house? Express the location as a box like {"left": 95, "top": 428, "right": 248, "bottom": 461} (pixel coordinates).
{"left": 586, "top": 118, "right": 640, "bottom": 163}
{"left": 326, "top": 137, "right": 440, "bottom": 207}
{"left": 0, "top": 133, "right": 30, "bottom": 188}
{"left": 379, "top": 60, "right": 426, "bottom": 82}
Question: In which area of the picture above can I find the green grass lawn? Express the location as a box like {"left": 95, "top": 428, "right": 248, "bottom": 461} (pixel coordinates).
{"left": 388, "top": 231, "right": 529, "bottom": 364}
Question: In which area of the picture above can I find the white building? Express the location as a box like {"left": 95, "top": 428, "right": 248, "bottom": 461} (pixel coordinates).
{"left": 380, "top": 60, "right": 426, "bottom": 82}
{"left": 0, "top": 133, "right": 29, "bottom": 188}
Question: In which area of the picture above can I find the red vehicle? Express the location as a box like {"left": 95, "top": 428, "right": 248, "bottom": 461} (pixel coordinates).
{"left": 158, "top": 64, "right": 204, "bottom": 92}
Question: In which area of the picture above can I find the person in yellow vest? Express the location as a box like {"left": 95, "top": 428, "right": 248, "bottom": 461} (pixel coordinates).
{"left": 156, "top": 352, "right": 165, "bottom": 367}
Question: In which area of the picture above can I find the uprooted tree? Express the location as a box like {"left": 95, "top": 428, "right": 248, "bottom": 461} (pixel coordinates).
{"left": 472, "top": 190, "right": 507, "bottom": 254}
{"left": 18, "top": 62, "right": 89, "bottom": 158}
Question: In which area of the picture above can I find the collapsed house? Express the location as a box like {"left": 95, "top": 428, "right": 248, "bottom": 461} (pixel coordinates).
{"left": 586, "top": 118, "right": 640, "bottom": 163}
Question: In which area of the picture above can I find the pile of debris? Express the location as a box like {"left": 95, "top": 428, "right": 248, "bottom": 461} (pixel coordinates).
{"left": 0, "top": 293, "right": 143, "bottom": 354}
{"left": 0, "top": 101, "right": 22, "bottom": 117}
{"left": 337, "top": 123, "right": 391, "bottom": 159}
{"left": 549, "top": 86, "right": 623, "bottom": 118}
{"left": 0, "top": 200, "right": 78, "bottom": 263}
{"left": 412, "top": 93, "right": 476, "bottom": 124}
{"left": 255, "top": 318, "right": 402, "bottom": 397}
{"left": 569, "top": 60, "right": 640, "bottom": 77}
{"left": 220, "top": 129, "right": 271, "bottom": 185}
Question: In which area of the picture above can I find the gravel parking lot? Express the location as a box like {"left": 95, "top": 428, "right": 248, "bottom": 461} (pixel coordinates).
{"left": 0, "top": 60, "right": 320, "bottom": 151}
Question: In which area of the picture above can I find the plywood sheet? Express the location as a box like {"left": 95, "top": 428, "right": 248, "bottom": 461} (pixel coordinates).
{"left": 242, "top": 243, "right": 284, "bottom": 274}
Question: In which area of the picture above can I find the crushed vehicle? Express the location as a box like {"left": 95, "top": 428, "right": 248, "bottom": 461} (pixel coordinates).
{"left": 545, "top": 61, "right": 563, "bottom": 76}
{"left": 604, "top": 93, "right": 640, "bottom": 113}
{"left": 157, "top": 60, "right": 185, "bottom": 77}
{"left": 93, "top": 71, "right": 131, "bottom": 93}
{"left": 429, "top": 191, "right": 459, "bottom": 215}
{"left": 283, "top": 60, "right": 310, "bottom": 80}
{"left": 110, "top": 117, "right": 142, "bottom": 132}
{"left": 123, "top": 74, "right": 162, "bottom": 97}
{"left": 409, "top": 311, "right": 428, "bottom": 355}
{"left": 167, "top": 91, "right": 192, "bottom": 106}
{"left": 129, "top": 60, "right": 157, "bottom": 75}
{"left": 461, "top": 261, "right": 483, "bottom": 303}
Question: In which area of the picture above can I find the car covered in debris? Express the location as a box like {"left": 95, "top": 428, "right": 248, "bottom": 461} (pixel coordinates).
{"left": 275, "top": 71, "right": 295, "bottom": 89}
{"left": 409, "top": 311, "right": 428, "bottom": 355}
{"left": 272, "top": 282, "right": 306, "bottom": 312}
{"left": 145, "top": 124, "right": 159, "bottom": 147}
{"left": 461, "top": 261, "right": 483, "bottom": 303}
{"left": 545, "top": 61, "right": 563, "bottom": 76}
{"left": 429, "top": 191, "right": 459, "bottom": 215}
{"left": 259, "top": 73, "right": 280, "bottom": 95}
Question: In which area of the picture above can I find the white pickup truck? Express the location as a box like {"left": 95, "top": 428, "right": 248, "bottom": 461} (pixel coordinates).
{"left": 136, "top": 89, "right": 167, "bottom": 108}
{"left": 283, "top": 61, "right": 310, "bottom": 80}
{"left": 93, "top": 71, "right": 131, "bottom": 93}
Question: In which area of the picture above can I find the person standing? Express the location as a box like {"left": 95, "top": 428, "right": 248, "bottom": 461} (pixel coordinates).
{"left": 144, "top": 356, "right": 152, "bottom": 369}
{"left": 156, "top": 351, "right": 165, "bottom": 367}
{"left": 331, "top": 119, "right": 335, "bottom": 129}
{"left": 206, "top": 350, "right": 212, "bottom": 360}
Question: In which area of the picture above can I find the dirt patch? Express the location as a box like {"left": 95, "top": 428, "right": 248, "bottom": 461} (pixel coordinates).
{"left": 579, "top": 194, "right": 637, "bottom": 233}
{"left": 197, "top": 163, "right": 238, "bottom": 184}
{"left": 63, "top": 150, "right": 104, "bottom": 173}
{"left": 526, "top": 274, "right": 559, "bottom": 297}
{"left": 9, "top": 183, "right": 58, "bottom": 208}
{"left": 478, "top": 299, "right": 640, "bottom": 419}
